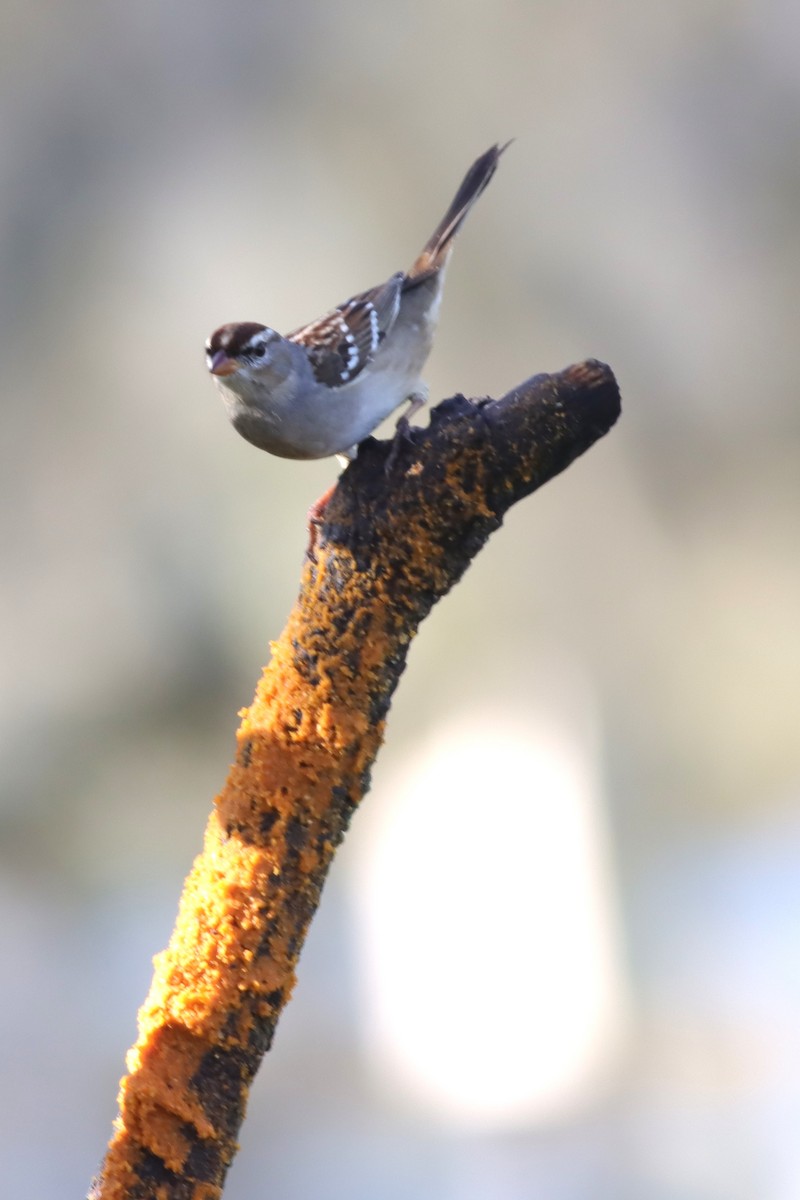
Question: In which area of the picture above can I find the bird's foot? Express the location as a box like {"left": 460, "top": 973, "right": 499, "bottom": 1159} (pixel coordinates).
{"left": 386, "top": 389, "right": 427, "bottom": 475}
{"left": 306, "top": 452, "right": 354, "bottom": 563}
{"left": 306, "top": 483, "right": 336, "bottom": 563}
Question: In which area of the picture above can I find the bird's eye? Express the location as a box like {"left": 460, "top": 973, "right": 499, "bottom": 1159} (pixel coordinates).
{"left": 250, "top": 343, "right": 266, "bottom": 358}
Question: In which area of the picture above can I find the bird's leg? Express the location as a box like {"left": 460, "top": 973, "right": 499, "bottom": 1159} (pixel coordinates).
{"left": 386, "top": 388, "right": 427, "bottom": 474}
{"left": 306, "top": 485, "right": 335, "bottom": 563}
{"left": 306, "top": 455, "right": 352, "bottom": 562}
{"left": 397, "top": 388, "right": 427, "bottom": 436}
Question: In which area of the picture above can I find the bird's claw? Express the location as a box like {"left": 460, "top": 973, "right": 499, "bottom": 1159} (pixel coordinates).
{"left": 385, "top": 390, "right": 427, "bottom": 475}
{"left": 306, "top": 483, "right": 336, "bottom": 564}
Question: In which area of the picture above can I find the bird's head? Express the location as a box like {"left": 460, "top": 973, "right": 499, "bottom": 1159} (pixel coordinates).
{"left": 205, "top": 323, "right": 283, "bottom": 384}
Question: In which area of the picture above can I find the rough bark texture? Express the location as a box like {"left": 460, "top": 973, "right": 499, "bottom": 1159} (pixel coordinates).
{"left": 90, "top": 359, "right": 621, "bottom": 1200}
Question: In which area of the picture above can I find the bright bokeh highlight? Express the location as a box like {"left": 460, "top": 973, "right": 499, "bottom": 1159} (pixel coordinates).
{"left": 351, "top": 706, "right": 629, "bottom": 1127}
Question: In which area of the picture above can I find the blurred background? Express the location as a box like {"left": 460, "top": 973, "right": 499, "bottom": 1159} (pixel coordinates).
{"left": 2, "top": 2, "right": 799, "bottom": 1197}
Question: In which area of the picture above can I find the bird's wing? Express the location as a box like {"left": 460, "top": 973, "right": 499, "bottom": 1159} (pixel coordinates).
{"left": 288, "top": 271, "right": 404, "bottom": 387}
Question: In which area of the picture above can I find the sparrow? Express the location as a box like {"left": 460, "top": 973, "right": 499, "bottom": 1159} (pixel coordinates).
{"left": 205, "top": 143, "right": 509, "bottom": 463}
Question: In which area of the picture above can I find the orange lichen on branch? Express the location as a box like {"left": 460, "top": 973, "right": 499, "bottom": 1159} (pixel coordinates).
{"left": 90, "top": 361, "right": 621, "bottom": 1200}
{"left": 97, "top": 548, "right": 398, "bottom": 1199}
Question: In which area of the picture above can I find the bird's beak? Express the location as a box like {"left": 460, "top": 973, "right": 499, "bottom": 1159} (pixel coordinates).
{"left": 208, "top": 351, "right": 239, "bottom": 377}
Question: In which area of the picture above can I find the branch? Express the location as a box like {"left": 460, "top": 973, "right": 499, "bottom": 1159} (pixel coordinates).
{"left": 90, "top": 359, "right": 621, "bottom": 1200}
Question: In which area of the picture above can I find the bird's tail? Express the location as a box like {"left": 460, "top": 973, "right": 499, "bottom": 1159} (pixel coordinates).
{"left": 405, "top": 141, "right": 510, "bottom": 285}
